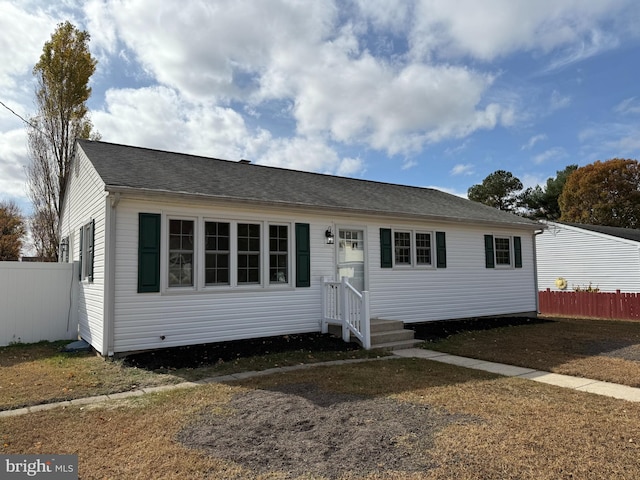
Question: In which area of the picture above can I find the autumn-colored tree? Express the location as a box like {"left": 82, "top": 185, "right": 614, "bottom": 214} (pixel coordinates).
{"left": 559, "top": 159, "right": 640, "bottom": 228}
{"left": 0, "top": 201, "right": 26, "bottom": 261}
{"left": 26, "top": 21, "right": 98, "bottom": 261}
{"left": 468, "top": 170, "right": 523, "bottom": 212}
{"left": 520, "top": 165, "right": 578, "bottom": 220}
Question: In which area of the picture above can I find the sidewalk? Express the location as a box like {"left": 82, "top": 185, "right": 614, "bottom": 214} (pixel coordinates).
{"left": 394, "top": 348, "right": 640, "bottom": 402}
{"left": 2, "top": 350, "right": 639, "bottom": 418}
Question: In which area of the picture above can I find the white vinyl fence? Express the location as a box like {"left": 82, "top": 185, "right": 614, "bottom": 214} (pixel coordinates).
{"left": 0, "top": 262, "right": 79, "bottom": 346}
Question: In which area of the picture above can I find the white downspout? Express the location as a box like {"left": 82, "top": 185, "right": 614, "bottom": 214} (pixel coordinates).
{"left": 533, "top": 229, "right": 544, "bottom": 315}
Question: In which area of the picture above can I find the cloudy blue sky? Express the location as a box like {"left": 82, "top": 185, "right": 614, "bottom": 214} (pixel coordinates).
{"left": 2, "top": 0, "right": 640, "bottom": 214}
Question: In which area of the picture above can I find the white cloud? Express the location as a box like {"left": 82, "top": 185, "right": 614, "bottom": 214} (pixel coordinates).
{"left": 409, "top": 0, "right": 633, "bottom": 63}
{"left": 0, "top": 2, "right": 56, "bottom": 95}
{"left": 522, "top": 134, "right": 548, "bottom": 150}
{"left": 0, "top": 128, "right": 29, "bottom": 202}
{"left": 256, "top": 136, "right": 365, "bottom": 176}
{"left": 92, "top": 85, "right": 363, "bottom": 176}
{"left": 425, "top": 185, "right": 468, "bottom": 198}
{"left": 614, "top": 97, "right": 640, "bottom": 115}
{"left": 579, "top": 122, "right": 640, "bottom": 160}
{"left": 287, "top": 55, "right": 508, "bottom": 154}
{"left": 550, "top": 90, "right": 571, "bottom": 111}
{"left": 520, "top": 173, "right": 549, "bottom": 190}
{"left": 533, "top": 147, "right": 567, "bottom": 164}
{"left": 450, "top": 163, "right": 474, "bottom": 176}
{"left": 82, "top": 1, "right": 516, "bottom": 156}
{"left": 337, "top": 157, "right": 365, "bottom": 177}
{"left": 92, "top": 86, "right": 250, "bottom": 160}
{"left": 401, "top": 159, "right": 418, "bottom": 170}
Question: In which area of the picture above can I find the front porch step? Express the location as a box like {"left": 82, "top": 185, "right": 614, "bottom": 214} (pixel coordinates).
{"left": 329, "top": 319, "right": 423, "bottom": 351}
{"left": 370, "top": 339, "right": 424, "bottom": 351}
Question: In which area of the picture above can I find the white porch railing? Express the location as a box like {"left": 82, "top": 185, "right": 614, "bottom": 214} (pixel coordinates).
{"left": 321, "top": 277, "right": 371, "bottom": 349}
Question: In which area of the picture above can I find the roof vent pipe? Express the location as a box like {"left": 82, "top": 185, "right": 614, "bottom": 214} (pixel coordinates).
{"left": 239, "top": 159, "right": 251, "bottom": 164}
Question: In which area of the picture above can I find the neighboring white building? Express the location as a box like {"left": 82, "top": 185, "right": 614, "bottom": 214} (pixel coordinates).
{"left": 537, "top": 221, "right": 640, "bottom": 293}
{"left": 60, "top": 140, "right": 541, "bottom": 356}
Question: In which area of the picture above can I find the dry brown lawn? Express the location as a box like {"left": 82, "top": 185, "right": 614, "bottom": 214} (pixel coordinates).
{"left": 0, "top": 341, "right": 178, "bottom": 411}
{"left": 2, "top": 359, "right": 639, "bottom": 479}
{"left": 425, "top": 317, "right": 640, "bottom": 387}
{"left": 0, "top": 340, "right": 384, "bottom": 411}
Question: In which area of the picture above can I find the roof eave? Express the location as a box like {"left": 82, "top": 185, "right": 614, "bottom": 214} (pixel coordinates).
{"left": 105, "top": 185, "right": 542, "bottom": 231}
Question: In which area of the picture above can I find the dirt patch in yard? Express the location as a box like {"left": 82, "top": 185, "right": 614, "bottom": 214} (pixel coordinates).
{"left": 177, "top": 382, "right": 476, "bottom": 479}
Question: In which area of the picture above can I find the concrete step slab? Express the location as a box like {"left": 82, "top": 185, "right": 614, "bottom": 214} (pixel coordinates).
{"left": 371, "top": 330, "right": 416, "bottom": 344}
{"left": 370, "top": 319, "right": 405, "bottom": 333}
{"left": 371, "top": 339, "right": 423, "bottom": 351}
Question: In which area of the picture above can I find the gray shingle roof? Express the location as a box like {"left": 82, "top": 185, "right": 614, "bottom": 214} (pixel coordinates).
{"left": 564, "top": 223, "right": 640, "bottom": 243}
{"left": 77, "top": 139, "right": 540, "bottom": 229}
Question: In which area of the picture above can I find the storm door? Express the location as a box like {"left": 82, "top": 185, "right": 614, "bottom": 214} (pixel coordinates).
{"left": 337, "top": 229, "right": 365, "bottom": 292}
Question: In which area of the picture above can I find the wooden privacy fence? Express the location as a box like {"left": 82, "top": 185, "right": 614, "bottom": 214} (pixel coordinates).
{"left": 539, "top": 289, "right": 640, "bottom": 320}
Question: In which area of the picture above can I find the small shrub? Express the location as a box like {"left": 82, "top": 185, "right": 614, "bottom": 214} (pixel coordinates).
{"left": 573, "top": 283, "right": 600, "bottom": 293}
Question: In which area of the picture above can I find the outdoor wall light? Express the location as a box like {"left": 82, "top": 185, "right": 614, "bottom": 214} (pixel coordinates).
{"left": 325, "top": 228, "right": 335, "bottom": 244}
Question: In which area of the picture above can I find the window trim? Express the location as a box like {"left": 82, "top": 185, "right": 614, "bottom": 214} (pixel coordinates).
{"left": 237, "top": 222, "right": 262, "bottom": 285}
{"left": 493, "top": 236, "right": 512, "bottom": 268}
{"left": 203, "top": 220, "right": 231, "bottom": 287}
{"left": 485, "top": 234, "right": 522, "bottom": 270}
{"left": 268, "top": 223, "right": 290, "bottom": 285}
{"left": 391, "top": 229, "right": 436, "bottom": 269}
{"left": 166, "top": 216, "right": 198, "bottom": 290}
{"left": 393, "top": 231, "right": 412, "bottom": 266}
{"left": 79, "top": 220, "right": 94, "bottom": 282}
{"left": 161, "top": 215, "right": 293, "bottom": 293}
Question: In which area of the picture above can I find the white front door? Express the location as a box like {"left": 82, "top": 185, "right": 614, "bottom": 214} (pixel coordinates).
{"left": 337, "top": 229, "right": 365, "bottom": 292}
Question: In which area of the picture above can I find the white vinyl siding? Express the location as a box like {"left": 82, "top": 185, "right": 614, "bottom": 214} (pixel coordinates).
{"left": 111, "top": 196, "right": 537, "bottom": 353}
{"left": 58, "top": 148, "right": 107, "bottom": 353}
{"left": 112, "top": 198, "right": 334, "bottom": 353}
{"left": 537, "top": 222, "right": 640, "bottom": 293}
{"left": 370, "top": 224, "right": 537, "bottom": 323}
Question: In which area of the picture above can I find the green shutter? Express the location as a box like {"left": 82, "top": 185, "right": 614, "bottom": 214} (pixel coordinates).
{"left": 295, "top": 223, "right": 311, "bottom": 288}
{"left": 78, "top": 227, "right": 83, "bottom": 280}
{"left": 484, "top": 234, "right": 495, "bottom": 269}
{"left": 88, "top": 219, "right": 95, "bottom": 282}
{"left": 436, "top": 231, "right": 447, "bottom": 268}
{"left": 138, "top": 213, "right": 161, "bottom": 293}
{"left": 514, "top": 236, "right": 522, "bottom": 268}
{"left": 380, "top": 228, "right": 392, "bottom": 268}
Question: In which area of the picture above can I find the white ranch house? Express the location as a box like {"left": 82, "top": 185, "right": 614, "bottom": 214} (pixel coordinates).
{"left": 537, "top": 221, "right": 640, "bottom": 293}
{"left": 60, "top": 140, "right": 541, "bottom": 356}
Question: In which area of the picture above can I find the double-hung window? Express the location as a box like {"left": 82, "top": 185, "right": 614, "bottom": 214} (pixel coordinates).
{"left": 237, "top": 223, "right": 261, "bottom": 284}
{"left": 392, "top": 230, "right": 437, "bottom": 268}
{"left": 269, "top": 225, "right": 288, "bottom": 283}
{"left": 79, "top": 221, "right": 94, "bottom": 282}
{"left": 415, "top": 232, "right": 432, "bottom": 266}
{"left": 168, "top": 219, "right": 194, "bottom": 287}
{"left": 205, "top": 221, "right": 230, "bottom": 285}
{"left": 161, "top": 218, "right": 293, "bottom": 290}
{"left": 484, "top": 234, "right": 522, "bottom": 269}
{"left": 494, "top": 237, "right": 511, "bottom": 266}
{"left": 394, "top": 231, "right": 412, "bottom": 265}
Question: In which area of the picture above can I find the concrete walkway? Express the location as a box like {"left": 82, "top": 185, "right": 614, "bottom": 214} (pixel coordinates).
{"left": 2, "top": 350, "right": 639, "bottom": 418}
{"left": 394, "top": 348, "right": 640, "bottom": 403}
